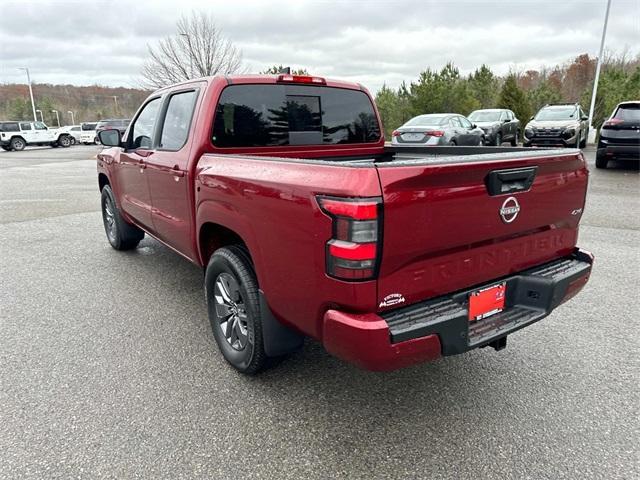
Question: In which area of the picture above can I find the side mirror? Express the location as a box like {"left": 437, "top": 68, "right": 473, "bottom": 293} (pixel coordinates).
{"left": 98, "top": 129, "right": 121, "bottom": 147}
{"left": 503, "top": 118, "right": 510, "bottom": 123}
{"left": 581, "top": 115, "right": 588, "bottom": 121}
{"left": 472, "top": 123, "right": 478, "bottom": 129}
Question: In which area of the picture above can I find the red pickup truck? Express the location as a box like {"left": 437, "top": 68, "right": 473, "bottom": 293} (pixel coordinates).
{"left": 96, "top": 74, "right": 593, "bottom": 374}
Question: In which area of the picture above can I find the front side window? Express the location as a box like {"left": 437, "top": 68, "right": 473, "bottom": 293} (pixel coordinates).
{"left": 20, "top": 123, "right": 32, "bottom": 130}
{"left": 459, "top": 117, "right": 472, "bottom": 128}
{"left": 160, "top": 90, "right": 198, "bottom": 151}
{"left": 34, "top": 122, "right": 47, "bottom": 130}
{"left": 130, "top": 98, "right": 161, "bottom": 149}
{"left": 212, "top": 84, "right": 380, "bottom": 148}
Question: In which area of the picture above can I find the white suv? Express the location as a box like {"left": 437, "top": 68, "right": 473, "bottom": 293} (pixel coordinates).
{"left": 79, "top": 122, "right": 99, "bottom": 145}
{"left": 0, "top": 121, "right": 73, "bottom": 151}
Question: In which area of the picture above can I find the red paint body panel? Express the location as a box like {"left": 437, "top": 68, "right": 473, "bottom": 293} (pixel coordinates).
{"left": 97, "top": 74, "right": 592, "bottom": 371}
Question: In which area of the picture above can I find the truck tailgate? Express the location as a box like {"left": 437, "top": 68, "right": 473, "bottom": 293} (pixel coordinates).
{"left": 375, "top": 151, "right": 588, "bottom": 309}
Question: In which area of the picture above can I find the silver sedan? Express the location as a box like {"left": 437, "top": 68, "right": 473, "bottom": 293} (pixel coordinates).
{"left": 391, "top": 113, "right": 485, "bottom": 146}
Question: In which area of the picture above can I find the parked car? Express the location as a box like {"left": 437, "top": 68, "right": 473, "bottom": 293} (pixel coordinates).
{"left": 595, "top": 100, "right": 640, "bottom": 169}
{"left": 79, "top": 122, "right": 99, "bottom": 145}
{"left": 468, "top": 109, "right": 520, "bottom": 146}
{"left": 59, "top": 125, "right": 82, "bottom": 145}
{"left": 0, "top": 121, "right": 73, "bottom": 151}
{"left": 524, "top": 104, "right": 589, "bottom": 148}
{"left": 96, "top": 118, "right": 130, "bottom": 136}
{"left": 391, "top": 113, "right": 484, "bottom": 146}
{"left": 96, "top": 74, "right": 592, "bottom": 374}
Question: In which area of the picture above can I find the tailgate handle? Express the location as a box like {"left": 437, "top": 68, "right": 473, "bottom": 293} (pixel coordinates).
{"left": 485, "top": 167, "right": 538, "bottom": 196}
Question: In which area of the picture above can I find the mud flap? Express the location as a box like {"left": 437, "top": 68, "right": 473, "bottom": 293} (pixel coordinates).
{"left": 259, "top": 290, "right": 304, "bottom": 357}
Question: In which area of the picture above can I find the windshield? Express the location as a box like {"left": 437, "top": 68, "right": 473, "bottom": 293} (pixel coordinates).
{"left": 404, "top": 115, "right": 447, "bottom": 127}
{"left": 469, "top": 111, "right": 501, "bottom": 122}
{"left": 613, "top": 104, "right": 640, "bottom": 122}
{"left": 535, "top": 107, "right": 577, "bottom": 121}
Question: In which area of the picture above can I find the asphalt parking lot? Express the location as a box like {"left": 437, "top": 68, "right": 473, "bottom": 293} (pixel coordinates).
{"left": 1, "top": 145, "right": 638, "bottom": 479}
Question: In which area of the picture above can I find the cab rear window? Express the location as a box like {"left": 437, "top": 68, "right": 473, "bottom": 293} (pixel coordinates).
{"left": 212, "top": 84, "right": 381, "bottom": 147}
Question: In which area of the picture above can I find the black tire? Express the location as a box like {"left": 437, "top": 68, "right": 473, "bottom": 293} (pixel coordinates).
{"left": 94, "top": 137, "right": 100, "bottom": 145}
{"left": 58, "top": 135, "right": 71, "bottom": 148}
{"left": 51, "top": 143, "right": 59, "bottom": 148}
{"left": 511, "top": 130, "right": 519, "bottom": 146}
{"left": 205, "top": 245, "right": 267, "bottom": 374}
{"left": 1, "top": 146, "right": 10, "bottom": 151}
{"left": 494, "top": 133, "right": 502, "bottom": 146}
{"left": 449, "top": 140, "right": 456, "bottom": 146}
{"left": 10, "top": 137, "right": 25, "bottom": 151}
{"left": 595, "top": 151, "right": 609, "bottom": 169}
{"left": 579, "top": 132, "right": 587, "bottom": 149}
{"left": 100, "top": 185, "right": 144, "bottom": 250}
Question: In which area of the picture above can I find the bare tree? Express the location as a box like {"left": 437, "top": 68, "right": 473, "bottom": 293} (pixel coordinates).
{"left": 141, "top": 12, "right": 243, "bottom": 89}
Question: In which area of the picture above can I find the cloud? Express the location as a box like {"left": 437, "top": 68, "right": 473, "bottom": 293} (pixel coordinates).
{"left": 0, "top": 0, "right": 638, "bottom": 93}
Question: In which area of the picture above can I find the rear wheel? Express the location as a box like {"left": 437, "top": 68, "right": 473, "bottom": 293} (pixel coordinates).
{"left": 100, "top": 185, "right": 144, "bottom": 250}
{"left": 205, "top": 246, "right": 267, "bottom": 374}
{"left": 595, "top": 151, "right": 609, "bottom": 169}
{"left": 1, "top": 146, "right": 10, "bottom": 151}
{"left": 10, "top": 137, "right": 25, "bottom": 151}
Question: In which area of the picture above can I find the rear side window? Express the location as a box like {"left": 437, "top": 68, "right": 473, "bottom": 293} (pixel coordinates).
{"left": 160, "top": 90, "right": 198, "bottom": 151}
{"left": 20, "top": 123, "right": 32, "bottom": 130}
{"left": 0, "top": 122, "right": 20, "bottom": 132}
{"left": 614, "top": 104, "right": 640, "bottom": 122}
{"left": 130, "top": 98, "right": 161, "bottom": 149}
{"left": 212, "top": 84, "right": 381, "bottom": 147}
{"left": 82, "top": 123, "right": 96, "bottom": 131}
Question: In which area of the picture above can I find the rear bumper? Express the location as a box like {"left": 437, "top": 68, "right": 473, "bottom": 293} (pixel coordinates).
{"left": 597, "top": 143, "right": 640, "bottom": 160}
{"left": 323, "top": 248, "right": 593, "bottom": 371}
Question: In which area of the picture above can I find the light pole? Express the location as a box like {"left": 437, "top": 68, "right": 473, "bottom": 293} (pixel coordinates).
{"left": 51, "top": 110, "right": 60, "bottom": 127}
{"left": 67, "top": 110, "right": 75, "bottom": 125}
{"left": 112, "top": 96, "right": 119, "bottom": 115}
{"left": 35, "top": 110, "right": 44, "bottom": 122}
{"left": 180, "top": 32, "right": 193, "bottom": 79}
{"left": 587, "top": 0, "right": 612, "bottom": 143}
{"left": 18, "top": 67, "right": 37, "bottom": 122}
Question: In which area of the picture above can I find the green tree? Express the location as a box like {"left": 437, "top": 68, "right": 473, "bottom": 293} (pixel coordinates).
{"left": 409, "top": 62, "right": 479, "bottom": 116}
{"left": 468, "top": 64, "right": 499, "bottom": 109}
{"left": 7, "top": 98, "right": 30, "bottom": 120}
{"left": 498, "top": 75, "right": 532, "bottom": 122}
{"left": 527, "top": 79, "right": 562, "bottom": 113}
{"left": 261, "top": 65, "right": 309, "bottom": 75}
{"left": 582, "top": 65, "right": 640, "bottom": 128}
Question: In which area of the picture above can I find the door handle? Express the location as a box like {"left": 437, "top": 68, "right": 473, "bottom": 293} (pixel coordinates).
{"left": 171, "top": 166, "right": 185, "bottom": 178}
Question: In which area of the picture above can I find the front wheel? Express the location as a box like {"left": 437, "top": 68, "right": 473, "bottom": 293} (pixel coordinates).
{"left": 511, "top": 131, "right": 519, "bottom": 146}
{"left": 94, "top": 137, "right": 100, "bottom": 145}
{"left": 205, "top": 246, "right": 267, "bottom": 374}
{"left": 494, "top": 133, "right": 502, "bottom": 146}
{"left": 58, "top": 135, "right": 71, "bottom": 148}
{"left": 100, "top": 185, "right": 144, "bottom": 250}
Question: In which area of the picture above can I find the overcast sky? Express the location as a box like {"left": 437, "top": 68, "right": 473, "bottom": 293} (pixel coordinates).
{"left": 0, "top": 0, "right": 638, "bottom": 93}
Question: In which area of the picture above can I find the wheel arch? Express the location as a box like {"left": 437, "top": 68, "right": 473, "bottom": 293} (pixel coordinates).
{"left": 98, "top": 173, "right": 110, "bottom": 191}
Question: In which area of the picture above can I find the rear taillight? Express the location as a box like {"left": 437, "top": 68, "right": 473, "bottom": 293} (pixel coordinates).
{"left": 317, "top": 196, "right": 382, "bottom": 281}
{"left": 277, "top": 74, "right": 326, "bottom": 85}
{"left": 426, "top": 130, "right": 444, "bottom": 137}
{"left": 392, "top": 130, "right": 401, "bottom": 137}
{"left": 603, "top": 118, "right": 623, "bottom": 128}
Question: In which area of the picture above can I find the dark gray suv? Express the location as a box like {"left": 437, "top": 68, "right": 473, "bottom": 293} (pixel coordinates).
{"left": 524, "top": 104, "right": 589, "bottom": 148}
{"left": 468, "top": 109, "right": 520, "bottom": 146}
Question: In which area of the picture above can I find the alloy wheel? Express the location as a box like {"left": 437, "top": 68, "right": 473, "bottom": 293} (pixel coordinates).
{"left": 214, "top": 273, "right": 249, "bottom": 351}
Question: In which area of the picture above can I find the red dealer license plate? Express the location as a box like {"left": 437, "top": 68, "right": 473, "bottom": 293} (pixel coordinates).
{"left": 468, "top": 283, "right": 506, "bottom": 321}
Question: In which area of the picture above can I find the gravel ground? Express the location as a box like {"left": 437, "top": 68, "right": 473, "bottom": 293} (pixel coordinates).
{"left": 0, "top": 145, "right": 638, "bottom": 479}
